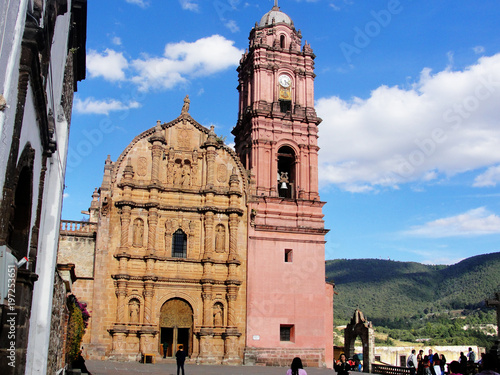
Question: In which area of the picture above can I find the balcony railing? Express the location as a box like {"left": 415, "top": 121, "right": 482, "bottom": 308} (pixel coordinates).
{"left": 60, "top": 220, "right": 97, "bottom": 236}
{"left": 372, "top": 364, "right": 411, "bottom": 375}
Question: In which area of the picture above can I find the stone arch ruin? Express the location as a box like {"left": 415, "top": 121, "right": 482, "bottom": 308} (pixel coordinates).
{"left": 344, "top": 309, "right": 375, "bottom": 372}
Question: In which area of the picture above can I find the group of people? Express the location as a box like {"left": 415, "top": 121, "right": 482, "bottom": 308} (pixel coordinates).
{"left": 288, "top": 353, "right": 361, "bottom": 375}
{"left": 406, "top": 347, "right": 499, "bottom": 375}
{"left": 407, "top": 348, "right": 448, "bottom": 375}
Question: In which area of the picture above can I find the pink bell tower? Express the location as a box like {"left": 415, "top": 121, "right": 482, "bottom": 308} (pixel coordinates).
{"left": 233, "top": 2, "right": 334, "bottom": 368}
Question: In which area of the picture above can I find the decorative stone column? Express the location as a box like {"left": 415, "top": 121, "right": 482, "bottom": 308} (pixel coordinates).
{"left": 143, "top": 279, "right": 155, "bottom": 324}
{"left": 223, "top": 286, "right": 241, "bottom": 364}
{"left": 203, "top": 211, "right": 214, "bottom": 259}
{"left": 115, "top": 278, "right": 128, "bottom": 323}
{"left": 149, "top": 120, "right": 166, "bottom": 184}
{"left": 202, "top": 125, "right": 218, "bottom": 189}
{"left": 120, "top": 206, "right": 131, "bottom": 250}
{"left": 197, "top": 283, "right": 216, "bottom": 364}
{"left": 147, "top": 208, "right": 158, "bottom": 255}
{"left": 228, "top": 213, "right": 239, "bottom": 261}
{"left": 202, "top": 284, "right": 213, "bottom": 327}
{"left": 227, "top": 284, "right": 242, "bottom": 328}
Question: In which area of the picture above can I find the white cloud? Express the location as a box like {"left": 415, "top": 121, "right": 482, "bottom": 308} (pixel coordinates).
{"left": 74, "top": 97, "right": 141, "bottom": 115}
{"left": 112, "top": 36, "right": 122, "bottom": 46}
{"left": 225, "top": 20, "right": 240, "bottom": 33}
{"left": 125, "top": 0, "right": 149, "bottom": 8}
{"left": 317, "top": 53, "right": 500, "bottom": 192}
{"left": 402, "top": 207, "right": 500, "bottom": 238}
{"left": 131, "top": 35, "right": 243, "bottom": 91}
{"left": 179, "top": 0, "right": 199, "bottom": 12}
{"left": 87, "top": 49, "right": 129, "bottom": 82}
{"left": 473, "top": 165, "right": 500, "bottom": 187}
{"left": 330, "top": 3, "right": 341, "bottom": 11}
{"left": 473, "top": 46, "right": 485, "bottom": 55}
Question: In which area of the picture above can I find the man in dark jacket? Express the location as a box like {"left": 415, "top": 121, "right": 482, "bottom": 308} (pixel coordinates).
{"left": 176, "top": 344, "right": 187, "bottom": 375}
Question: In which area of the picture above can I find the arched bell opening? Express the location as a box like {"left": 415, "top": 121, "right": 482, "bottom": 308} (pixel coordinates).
{"left": 277, "top": 146, "right": 296, "bottom": 199}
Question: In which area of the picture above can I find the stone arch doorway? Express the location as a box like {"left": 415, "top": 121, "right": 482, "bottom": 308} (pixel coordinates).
{"left": 344, "top": 309, "right": 375, "bottom": 373}
{"left": 159, "top": 298, "right": 193, "bottom": 357}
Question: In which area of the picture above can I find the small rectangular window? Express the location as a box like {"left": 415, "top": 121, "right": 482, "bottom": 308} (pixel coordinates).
{"left": 280, "top": 324, "right": 294, "bottom": 342}
{"left": 285, "top": 249, "right": 293, "bottom": 262}
{"left": 172, "top": 229, "right": 187, "bottom": 258}
{"left": 280, "top": 100, "right": 291, "bottom": 113}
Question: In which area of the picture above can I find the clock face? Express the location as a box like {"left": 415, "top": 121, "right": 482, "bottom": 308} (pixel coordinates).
{"left": 279, "top": 74, "right": 291, "bottom": 88}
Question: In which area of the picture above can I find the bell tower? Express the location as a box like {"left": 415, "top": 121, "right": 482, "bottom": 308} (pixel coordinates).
{"left": 233, "top": 2, "right": 334, "bottom": 368}
{"left": 233, "top": 1, "right": 320, "bottom": 200}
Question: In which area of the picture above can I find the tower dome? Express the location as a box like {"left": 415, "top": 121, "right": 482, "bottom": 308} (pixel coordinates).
{"left": 258, "top": 2, "right": 293, "bottom": 27}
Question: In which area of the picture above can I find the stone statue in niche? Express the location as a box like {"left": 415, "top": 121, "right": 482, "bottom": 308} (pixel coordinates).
{"left": 133, "top": 218, "right": 144, "bottom": 247}
{"left": 166, "top": 162, "right": 174, "bottom": 184}
{"left": 173, "top": 161, "right": 182, "bottom": 185}
{"left": 129, "top": 299, "right": 140, "bottom": 323}
{"left": 181, "top": 162, "right": 191, "bottom": 187}
{"left": 215, "top": 224, "right": 226, "bottom": 253}
{"left": 213, "top": 303, "right": 223, "bottom": 327}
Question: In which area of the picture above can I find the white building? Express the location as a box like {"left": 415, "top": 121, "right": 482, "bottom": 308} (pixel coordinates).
{"left": 0, "top": 1, "right": 87, "bottom": 374}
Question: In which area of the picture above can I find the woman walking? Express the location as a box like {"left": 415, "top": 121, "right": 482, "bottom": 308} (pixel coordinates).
{"left": 287, "top": 357, "right": 307, "bottom": 375}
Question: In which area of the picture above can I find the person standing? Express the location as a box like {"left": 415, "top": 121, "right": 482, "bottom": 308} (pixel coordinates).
{"left": 176, "top": 345, "right": 187, "bottom": 375}
{"left": 287, "top": 357, "right": 307, "bottom": 375}
{"left": 418, "top": 350, "right": 425, "bottom": 375}
{"left": 460, "top": 352, "right": 468, "bottom": 375}
{"left": 408, "top": 349, "right": 418, "bottom": 375}
{"left": 335, "top": 353, "right": 352, "bottom": 375}
{"left": 476, "top": 353, "right": 499, "bottom": 375}
{"left": 433, "top": 353, "right": 442, "bottom": 375}
{"left": 468, "top": 348, "right": 476, "bottom": 364}
{"left": 440, "top": 354, "right": 447, "bottom": 375}
{"left": 162, "top": 341, "right": 168, "bottom": 358}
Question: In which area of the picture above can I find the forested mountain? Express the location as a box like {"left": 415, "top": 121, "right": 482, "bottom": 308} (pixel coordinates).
{"left": 326, "top": 252, "right": 500, "bottom": 324}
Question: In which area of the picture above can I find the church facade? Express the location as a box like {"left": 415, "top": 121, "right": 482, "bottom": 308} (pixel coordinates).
{"left": 58, "top": 3, "right": 333, "bottom": 367}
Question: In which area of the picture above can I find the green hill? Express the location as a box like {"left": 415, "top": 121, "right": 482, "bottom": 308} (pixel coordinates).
{"left": 326, "top": 252, "right": 500, "bottom": 324}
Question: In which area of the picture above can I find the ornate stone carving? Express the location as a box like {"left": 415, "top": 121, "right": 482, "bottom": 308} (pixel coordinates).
{"left": 217, "top": 164, "right": 227, "bottom": 183}
{"left": 178, "top": 128, "right": 190, "bottom": 149}
{"left": 132, "top": 218, "right": 144, "bottom": 247}
{"left": 215, "top": 224, "right": 226, "bottom": 253}
{"left": 181, "top": 161, "right": 191, "bottom": 187}
{"left": 136, "top": 156, "right": 147, "bottom": 177}
{"left": 181, "top": 94, "right": 190, "bottom": 114}
{"left": 160, "top": 299, "right": 193, "bottom": 328}
{"left": 129, "top": 298, "right": 140, "bottom": 323}
{"left": 213, "top": 303, "right": 224, "bottom": 327}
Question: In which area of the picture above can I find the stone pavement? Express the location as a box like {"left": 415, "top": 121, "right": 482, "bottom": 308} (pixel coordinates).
{"left": 86, "top": 359, "right": 365, "bottom": 375}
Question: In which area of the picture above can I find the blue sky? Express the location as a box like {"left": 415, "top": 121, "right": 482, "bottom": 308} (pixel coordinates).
{"left": 62, "top": 0, "right": 500, "bottom": 265}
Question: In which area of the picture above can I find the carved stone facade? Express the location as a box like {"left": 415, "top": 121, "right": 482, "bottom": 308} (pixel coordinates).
{"left": 60, "top": 112, "right": 248, "bottom": 364}
{"left": 59, "top": 3, "right": 334, "bottom": 368}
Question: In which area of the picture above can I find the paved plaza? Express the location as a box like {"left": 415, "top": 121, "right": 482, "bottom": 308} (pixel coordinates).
{"left": 85, "top": 359, "right": 361, "bottom": 375}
